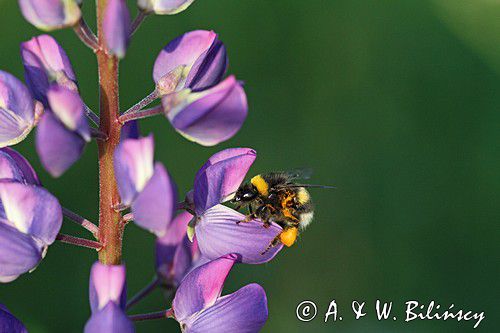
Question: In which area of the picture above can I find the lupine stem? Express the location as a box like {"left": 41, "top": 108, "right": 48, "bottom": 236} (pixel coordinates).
{"left": 119, "top": 105, "right": 163, "bottom": 124}
{"left": 97, "top": 0, "right": 124, "bottom": 265}
{"left": 130, "top": 10, "right": 150, "bottom": 36}
{"left": 73, "top": 18, "right": 99, "bottom": 51}
{"left": 121, "top": 90, "right": 159, "bottom": 117}
{"left": 62, "top": 207, "right": 99, "bottom": 237}
{"left": 126, "top": 277, "right": 160, "bottom": 310}
{"left": 129, "top": 308, "right": 174, "bottom": 322}
{"left": 56, "top": 233, "right": 102, "bottom": 250}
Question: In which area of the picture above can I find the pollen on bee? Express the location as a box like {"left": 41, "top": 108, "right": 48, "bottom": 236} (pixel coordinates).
{"left": 279, "top": 227, "right": 298, "bottom": 247}
{"left": 251, "top": 175, "right": 269, "bottom": 196}
{"left": 297, "top": 187, "right": 310, "bottom": 204}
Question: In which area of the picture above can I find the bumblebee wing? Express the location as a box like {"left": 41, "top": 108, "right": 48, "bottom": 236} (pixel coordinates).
{"left": 293, "top": 184, "right": 336, "bottom": 189}
{"left": 275, "top": 183, "right": 336, "bottom": 189}
{"left": 282, "top": 168, "right": 314, "bottom": 181}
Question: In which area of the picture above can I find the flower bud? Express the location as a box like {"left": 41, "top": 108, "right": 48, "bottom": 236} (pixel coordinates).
{"left": 138, "top": 0, "right": 195, "bottom": 15}
{"left": 18, "top": 0, "right": 82, "bottom": 31}
{"left": 0, "top": 71, "right": 36, "bottom": 148}
{"left": 103, "top": 0, "right": 131, "bottom": 59}
{"left": 21, "top": 35, "right": 78, "bottom": 105}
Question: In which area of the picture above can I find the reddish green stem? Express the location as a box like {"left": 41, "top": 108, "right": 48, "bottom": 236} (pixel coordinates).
{"left": 96, "top": 0, "right": 124, "bottom": 265}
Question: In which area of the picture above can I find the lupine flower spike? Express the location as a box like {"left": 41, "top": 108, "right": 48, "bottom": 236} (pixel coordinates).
{"left": 2, "top": 0, "right": 289, "bottom": 331}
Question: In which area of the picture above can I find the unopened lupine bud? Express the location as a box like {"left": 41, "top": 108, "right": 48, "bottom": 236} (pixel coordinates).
{"left": 35, "top": 85, "right": 90, "bottom": 177}
{"left": 103, "top": 0, "right": 131, "bottom": 59}
{"left": 138, "top": 0, "right": 195, "bottom": 15}
{"left": 21, "top": 35, "right": 78, "bottom": 104}
{"left": 18, "top": 0, "right": 82, "bottom": 31}
{"left": 0, "top": 71, "right": 36, "bottom": 148}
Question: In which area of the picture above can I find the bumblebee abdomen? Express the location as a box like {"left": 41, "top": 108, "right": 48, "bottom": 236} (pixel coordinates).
{"left": 299, "top": 211, "right": 314, "bottom": 230}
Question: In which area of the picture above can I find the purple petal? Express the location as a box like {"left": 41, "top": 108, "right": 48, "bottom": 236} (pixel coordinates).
{"left": 0, "top": 222, "right": 42, "bottom": 283}
{"left": 0, "top": 305, "right": 28, "bottom": 332}
{"left": 172, "top": 254, "right": 237, "bottom": 322}
{"left": 84, "top": 303, "right": 134, "bottom": 333}
{"left": 89, "top": 262, "right": 127, "bottom": 312}
{"left": 138, "top": 0, "right": 195, "bottom": 15}
{"left": 18, "top": 0, "right": 82, "bottom": 31}
{"left": 153, "top": 30, "right": 217, "bottom": 84}
{"left": 171, "top": 237, "right": 194, "bottom": 285}
{"left": 103, "top": 0, "right": 131, "bottom": 59}
{"left": 132, "top": 163, "right": 177, "bottom": 236}
{"left": 48, "top": 85, "right": 90, "bottom": 141}
{"left": 114, "top": 136, "right": 154, "bottom": 206}
{"left": 21, "top": 35, "right": 77, "bottom": 104}
{"left": 193, "top": 148, "right": 256, "bottom": 215}
{"left": 0, "top": 181, "right": 62, "bottom": 246}
{"left": 0, "top": 148, "right": 40, "bottom": 185}
{"left": 185, "top": 284, "right": 268, "bottom": 333}
{"left": 120, "top": 120, "right": 140, "bottom": 141}
{"left": 36, "top": 112, "right": 86, "bottom": 177}
{"left": 0, "top": 71, "right": 35, "bottom": 148}
{"left": 156, "top": 211, "right": 193, "bottom": 278}
{"left": 165, "top": 76, "right": 248, "bottom": 146}
{"left": 196, "top": 205, "right": 283, "bottom": 264}
{"left": 185, "top": 39, "right": 227, "bottom": 91}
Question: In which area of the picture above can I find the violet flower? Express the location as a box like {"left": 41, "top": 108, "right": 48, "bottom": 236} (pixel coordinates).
{"left": 103, "top": 0, "right": 131, "bottom": 59}
{"left": 138, "top": 0, "right": 196, "bottom": 15}
{"left": 18, "top": 0, "right": 82, "bottom": 31}
{"left": 0, "top": 304, "right": 27, "bottom": 333}
{"left": 153, "top": 30, "right": 247, "bottom": 146}
{"left": 21, "top": 34, "right": 78, "bottom": 105}
{"left": 172, "top": 254, "right": 268, "bottom": 333}
{"left": 188, "top": 148, "right": 284, "bottom": 264}
{"left": 85, "top": 262, "right": 134, "bottom": 333}
{"left": 114, "top": 135, "right": 177, "bottom": 236}
{"left": 155, "top": 211, "right": 200, "bottom": 287}
{"left": 36, "top": 85, "right": 91, "bottom": 177}
{"left": 0, "top": 148, "right": 40, "bottom": 185}
{"left": 0, "top": 70, "right": 38, "bottom": 148}
{"left": 0, "top": 148, "right": 62, "bottom": 283}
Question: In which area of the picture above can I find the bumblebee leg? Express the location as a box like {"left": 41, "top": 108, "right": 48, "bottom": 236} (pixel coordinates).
{"left": 236, "top": 213, "right": 255, "bottom": 225}
{"left": 261, "top": 235, "right": 281, "bottom": 255}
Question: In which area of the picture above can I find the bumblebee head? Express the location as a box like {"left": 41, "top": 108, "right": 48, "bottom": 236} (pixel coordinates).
{"left": 232, "top": 183, "right": 258, "bottom": 203}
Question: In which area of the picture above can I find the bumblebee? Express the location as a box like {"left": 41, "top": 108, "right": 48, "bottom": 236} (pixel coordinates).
{"left": 232, "top": 170, "right": 333, "bottom": 254}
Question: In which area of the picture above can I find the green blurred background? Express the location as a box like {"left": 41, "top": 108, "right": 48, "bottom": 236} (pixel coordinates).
{"left": 0, "top": 0, "right": 499, "bottom": 332}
